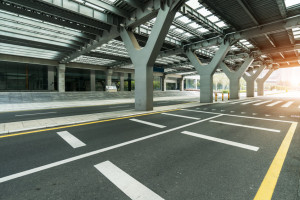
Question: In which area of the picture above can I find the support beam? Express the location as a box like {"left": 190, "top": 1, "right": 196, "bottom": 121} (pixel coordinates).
{"left": 120, "top": 1, "right": 183, "bottom": 111}
{"left": 256, "top": 69, "right": 275, "bottom": 96}
{"left": 219, "top": 56, "right": 254, "bottom": 99}
{"left": 162, "top": 75, "right": 167, "bottom": 91}
{"left": 243, "top": 65, "right": 266, "bottom": 97}
{"left": 186, "top": 40, "right": 231, "bottom": 103}
{"left": 90, "top": 70, "right": 96, "bottom": 91}
{"left": 180, "top": 78, "right": 184, "bottom": 91}
{"left": 58, "top": 64, "right": 66, "bottom": 92}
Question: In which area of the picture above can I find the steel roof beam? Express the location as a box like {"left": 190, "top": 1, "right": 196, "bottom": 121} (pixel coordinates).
{"left": 2, "top": 0, "right": 114, "bottom": 31}
{"left": 0, "top": 35, "right": 74, "bottom": 53}
{"left": 0, "top": 12, "right": 95, "bottom": 40}
{"left": 85, "top": 52, "right": 131, "bottom": 62}
{"left": 0, "top": 1, "right": 104, "bottom": 35}
{"left": 276, "top": 0, "right": 287, "bottom": 18}
{"left": 260, "top": 44, "right": 300, "bottom": 54}
{"left": 73, "top": 0, "right": 130, "bottom": 18}
{"left": 236, "top": 0, "right": 259, "bottom": 25}
{"left": 121, "top": 0, "right": 143, "bottom": 9}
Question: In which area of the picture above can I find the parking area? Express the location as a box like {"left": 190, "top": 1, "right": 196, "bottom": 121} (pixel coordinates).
{"left": 0, "top": 98, "right": 298, "bottom": 200}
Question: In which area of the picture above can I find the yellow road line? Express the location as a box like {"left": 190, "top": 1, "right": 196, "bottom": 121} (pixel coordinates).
{"left": 0, "top": 109, "right": 180, "bottom": 139}
{"left": 254, "top": 122, "right": 298, "bottom": 200}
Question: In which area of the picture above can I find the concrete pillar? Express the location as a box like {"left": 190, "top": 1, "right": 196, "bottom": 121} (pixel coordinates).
{"left": 120, "top": 73, "right": 124, "bottom": 91}
{"left": 180, "top": 78, "right": 184, "bottom": 91}
{"left": 58, "top": 64, "right": 65, "bottom": 92}
{"left": 120, "top": 2, "right": 180, "bottom": 111}
{"left": 106, "top": 69, "right": 113, "bottom": 87}
{"left": 162, "top": 75, "right": 167, "bottom": 91}
{"left": 256, "top": 69, "right": 274, "bottom": 96}
{"left": 48, "top": 66, "right": 55, "bottom": 91}
{"left": 243, "top": 65, "right": 265, "bottom": 97}
{"left": 219, "top": 57, "right": 254, "bottom": 99}
{"left": 186, "top": 41, "right": 231, "bottom": 103}
{"left": 90, "top": 70, "right": 96, "bottom": 91}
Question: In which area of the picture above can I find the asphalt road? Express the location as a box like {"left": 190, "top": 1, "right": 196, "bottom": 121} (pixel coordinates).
{"left": 0, "top": 100, "right": 194, "bottom": 123}
{"left": 0, "top": 96, "right": 299, "bottom": 200}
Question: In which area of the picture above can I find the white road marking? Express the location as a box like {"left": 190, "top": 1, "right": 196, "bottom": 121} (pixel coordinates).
{"left": 209, "top": 120, "right": 280, "bottom": 133}
{"left": 181, "top": 109, "right": 295, "bottom": 123}
{"left": 241, "top": 100, "right": 261, "bottom": 105}
{"left": 15, "top": 112, "right": 56, "bottom": 117}
{"left": 279, "top": 116, "right": 285, "bottom": 118}
{"left": 130, "top": 119, "right": 166, "bottom": 128}
{"left": 241, "top": 112, "right": 246, "bottom": 114}
{"left": 267, "top": 101, "right": 282, "bottom": 107}
{"left": 230, "top": 111, "right": 235, "bottom": 113}
{"left": 212, "top": 109, "right": 216, "bottom": 111}
{"left": 161, "top": 113, "right": 200, "bottom": 120}
{"left": 221, "top": 110, "right": 225, "bottom": 112}
{"left": 265, "top": 114, "right": 271, "bottom": 117}
{"left": 252, "top": 113, "right": 257, "bottom": 115}
{"left": 95, "top": 161, "right": 164, "bottom": 200}
{"left": 181, "top": 131, "right": 259, "bottom": 151}
{"left": 281, "top": 101, "right": 294, "bottom": 108}
{"left": 57, "top": 131, "right": 86, "bottom": 148}
{"left": 0, "top": 114, "right": 223, "bottom": 184}
{"left": 253, "top": 100, "right": 272, "bottom": 106}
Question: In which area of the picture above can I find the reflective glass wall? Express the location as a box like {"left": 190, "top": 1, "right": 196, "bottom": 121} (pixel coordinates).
{"left": 0, "top": 61, "right": 48, "bottom": 91}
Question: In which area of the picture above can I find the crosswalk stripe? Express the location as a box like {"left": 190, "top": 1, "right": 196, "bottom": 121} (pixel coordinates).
{"left": 95, "top": 161, "right": 164, "bottom": 200}
{"left": 181, "top": 131, "right": 259, "bottom": 151}
{"left": 267, "top": 101, "right": 282, "bottom": 107}
{"left": 57, "top": 131, "right": 86, "bottom": 148}
{"left": 229, "top": 99, "right": 252, "bottom": 104}
{"left": 241, "top": 100, "right": 261, "bottom": 105}
{"left": 254, "top": 100, "right": 272, "bottom": 106}
{"left": 281, "top": 101, "right": 294, "bottom": 108}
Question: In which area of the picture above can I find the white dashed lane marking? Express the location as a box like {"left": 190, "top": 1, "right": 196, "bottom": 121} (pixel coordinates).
{"left": 130, "top": 119, "right": 166, "bottom": 128}
{"left": 57, "top": 131, "right": 86, "bottom": 149}
{"left": 161, "top": 113, "right": 201, "bottom": 120}
{"left": 241, "top": 100, "right": 261, "bottom": 105}
{"left": 95, "top": 161, "right": 164, "bottom": 200}
{"left": 181, "top": 131, "right": 259, "bottom": 151}
{"left": 209, "top": 120, "right": 280, "bottom": 133}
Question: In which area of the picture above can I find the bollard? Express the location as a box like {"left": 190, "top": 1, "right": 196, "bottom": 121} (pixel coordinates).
{"left": 222, "top": 93, "right": 224, "bottom": 101}
{"left": 215, "top": 93, "right": 218, "bottom": 101}
{"left": 228, "top": 92, "right": 230, "bottom": 100}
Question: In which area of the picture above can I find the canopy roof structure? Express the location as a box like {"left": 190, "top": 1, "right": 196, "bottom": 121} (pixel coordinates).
{"left": 0, "top": 0, "right": 299, "bottom": 75}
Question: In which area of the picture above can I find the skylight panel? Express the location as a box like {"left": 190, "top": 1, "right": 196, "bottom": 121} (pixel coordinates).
{"left": 189, "top": 22, "right": 199, "bottom": 29}
{"left": 216, "top": 21, "right": 226, "bottom": 27}
{"left": 184, "top": 32, "right": 193, "bottom": 37}
{"left": 175, "top": 12, "right": 182, "bottom": 18}
{"left": 186, "top": 0, "right": 201, "bottom": 8}
{"left": 85, "top": 2, "right": 105, "bottom": 11}
{"left": 198, "top": 28, "right": 209, "bottom": 33}
{"left": 175, "top": 28, "right": 184, "bottom": 33}
{"left": 178, "top": 16, "right": 192, "bottom": 23}
{"left": 198, "top": 7, "right": 212, "bottom": 17}
{"left": 170, "top": 25, "right": 176, "bottom": 30}
{"left": 285, "top": 0, "right": 300, "bottom": 7}
{"left": 207, "top": 15, "right": 220, "bottom": 23}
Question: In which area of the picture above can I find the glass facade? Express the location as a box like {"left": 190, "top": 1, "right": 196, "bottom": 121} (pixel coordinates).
{"left": 0, "top": 61, "right": 48, "bottom": 91}
{"left": 95, "top": 70, "right": 106, "bottom": 91}
{"left": 153, "top": 76, "right": 161, "bottom": 90}
{"left": 65, "top": 68, "right": 90, "bottom": 91}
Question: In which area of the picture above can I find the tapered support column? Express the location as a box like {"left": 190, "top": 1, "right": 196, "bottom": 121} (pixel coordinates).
{"left": 120, "top": 73, "right": 124, "bottom": 91}
{"left": 90, "top": 70, "right": 95, "bottom": 91}
{"left": 48, "top": 66, "right": 55, "bottom": 91}
{"left": 243, "top": 65, "right": 265, "bottom": 97}
{"left": 219, "top": 56, "right": 254, "bottom": 99}
{"left": 120, "top": 1, "right": 182, "bottom": 110}
{"left": 186, "top": 41, "right": 231, "bottom": 103}
{"left": 256, "top": 69, "right": 275, "bottom": 96}
{"left": 180, "top": 78, "right": 184, "bottom": 91}
{"left": 58, "top": 64, "right": 65, "bottom": 92}
{"left": 106, "top": 69, "right": 113, "bottom": 87}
